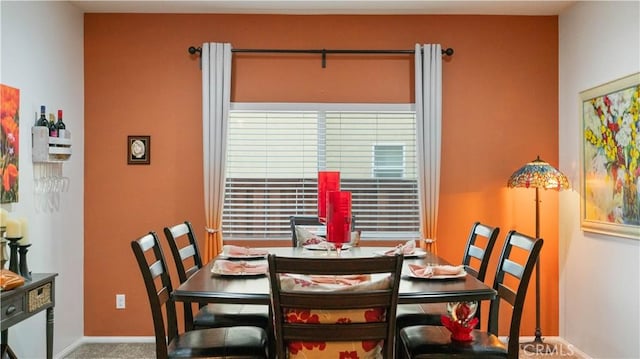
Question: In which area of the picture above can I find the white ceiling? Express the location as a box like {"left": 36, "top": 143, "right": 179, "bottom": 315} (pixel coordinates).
{"left": 70, "top": 0, "right": 575, "bottom": 15}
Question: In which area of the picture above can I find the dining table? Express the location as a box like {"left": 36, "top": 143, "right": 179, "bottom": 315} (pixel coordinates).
{"left": 172, "top": 246, "right": 496, "bottom": 306}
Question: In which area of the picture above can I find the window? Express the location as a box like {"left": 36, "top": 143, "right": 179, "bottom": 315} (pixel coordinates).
{"left": 373, "top": 144, "right": 405, "bottom": 178}
{"left": 224, "top": 103, "right": 419, "bottom": 239}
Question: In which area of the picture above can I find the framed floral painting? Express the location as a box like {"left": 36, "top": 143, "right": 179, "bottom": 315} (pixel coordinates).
{"left": 1, "top": 84, "right": 20, "bottom": 203}
{"left": 580, "top": 72, "right": 639, "bottom": 239}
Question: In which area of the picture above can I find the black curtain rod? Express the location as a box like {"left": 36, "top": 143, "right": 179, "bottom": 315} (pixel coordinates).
{"left": 187, "top": 46, "right": 453, "bottom": 68}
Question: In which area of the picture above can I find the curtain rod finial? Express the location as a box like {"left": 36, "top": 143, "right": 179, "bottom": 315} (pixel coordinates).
{"left": 442, "top": 48, "right": 454, "bottom": 56}
{"left": 188, "top": 46, "right": 202, "bottom": 56}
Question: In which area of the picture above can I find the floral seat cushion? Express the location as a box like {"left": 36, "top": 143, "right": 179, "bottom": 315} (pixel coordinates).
{"left": 284, "top": 307, "right": 384, "bottom": 359}
{"left": 280, "top": 274, "right": 391, "bottom": 359}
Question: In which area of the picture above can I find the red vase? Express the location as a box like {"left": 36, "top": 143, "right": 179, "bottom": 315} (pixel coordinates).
{"left": 327, "top": 191, "right": 352, "bottom": 248}
{"left": 317, "top": 171, "right": 340, "bottom": 222}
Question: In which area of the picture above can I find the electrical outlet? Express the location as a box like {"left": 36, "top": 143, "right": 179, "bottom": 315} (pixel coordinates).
{"left": 116, "top": 294, "right": 126, "bottom": 309}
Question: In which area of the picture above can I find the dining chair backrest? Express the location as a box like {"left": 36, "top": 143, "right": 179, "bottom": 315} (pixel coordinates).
{"left": 268, "top": 253, "right": 403, "bottom": 359}
{"left": 488, "top": 230, "right": 543, "bottom": 356}
{"left": 461, "top": 222, "right": 500, "bottom": 281}
{"left": 289, "top": 215, "right": 323, "bottom": 247}
{"left": 130, "top": 231, "right": 178, "bottom": 358}
{"left": 163, "top": 221, "right": 203, "bottom": 330}
{"left": 164, "top": 221, "right": 203, "bottom": 283}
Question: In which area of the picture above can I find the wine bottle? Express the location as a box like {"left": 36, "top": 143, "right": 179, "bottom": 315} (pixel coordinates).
{"left": 48, "top": 114, "right": 58, "bottom": 137}
{"left": 56, "top": 110, "right": 66, "bottom": 138}
{"left": 36, "top": 105, "right": 48, "bottom": 127}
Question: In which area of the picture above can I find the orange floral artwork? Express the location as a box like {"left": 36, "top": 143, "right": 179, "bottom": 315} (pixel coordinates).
{"left": 1, "top": 84, "right": 20, "bottom": 203}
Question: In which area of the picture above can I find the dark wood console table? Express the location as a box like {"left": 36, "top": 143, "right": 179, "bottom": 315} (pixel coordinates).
{"left": 1, "top": 273, "right": 57, "bottom": 359}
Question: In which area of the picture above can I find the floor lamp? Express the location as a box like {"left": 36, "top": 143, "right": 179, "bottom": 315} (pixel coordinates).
{"left": 507, "top": 156, "right": 570, "bottom": 354}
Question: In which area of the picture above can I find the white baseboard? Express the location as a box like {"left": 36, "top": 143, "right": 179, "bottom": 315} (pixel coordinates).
{"left": 78, "top": 336, "right": 156, "bottom": 343}
{"left": 54, "top": 336, "right": 155, "bottom": 359}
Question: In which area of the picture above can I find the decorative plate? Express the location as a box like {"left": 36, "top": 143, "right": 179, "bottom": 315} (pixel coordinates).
{"left": 131, "top": 139, "right": 145, "bottom": 158}
{"left": 407, "top": 269, "right": 467, "bottom": 280}
{"left": 303, "top": 243, "right": 352, "bottom": 251}
{"left": 373, "top": 249, "right": 427, "bottom": 258}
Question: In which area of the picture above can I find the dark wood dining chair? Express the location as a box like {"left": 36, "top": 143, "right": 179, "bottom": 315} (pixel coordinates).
{"left": 163, "top": 221, "right": 269, "bottom": 331}
{"left": 396, "top": 222, "right": 500, "bottom": 329}
{"left": 130, "top": 231, "right": 268, "bottom": 359}
{"left": 268, "top": 253, "right": 403, "bottom": 359}
{"left": 289, "top": 215, "right": 323, "bottom": 247}
{"left": 399, "top": 230, "right": 543, "bottom": 359}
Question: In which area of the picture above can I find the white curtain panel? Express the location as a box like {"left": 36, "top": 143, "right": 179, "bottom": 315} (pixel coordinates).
{"left": 202, "top": 42, "right": 232, "bottom": 261}
{"left": 415, "top": 44, "right": 442, "bottom": 249}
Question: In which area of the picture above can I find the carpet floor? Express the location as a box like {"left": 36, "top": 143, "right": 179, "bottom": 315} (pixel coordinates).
{"left": 63, "top": 343, "right": 156, "bottom": 359}
{"left": 63, "top": 340, "right": 586, "bottom": 358}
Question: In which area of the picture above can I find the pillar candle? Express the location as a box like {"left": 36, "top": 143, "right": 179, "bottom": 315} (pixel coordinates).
{"left": 0, "top": 208, "right": 7, "bottom": 227}
{"left": 17, "top": 218, "right": 29, "bottom": 245}
{"left": 5, "top": 218, "right": 21, "bottom": 238}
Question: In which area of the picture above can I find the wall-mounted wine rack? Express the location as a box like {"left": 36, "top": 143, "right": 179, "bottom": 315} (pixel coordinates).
{"left": 31, "top": 127, "right": 71, "bottom": 163}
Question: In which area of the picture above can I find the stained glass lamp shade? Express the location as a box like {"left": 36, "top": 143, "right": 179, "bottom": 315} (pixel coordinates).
{"left": 507, "top": 156, "right": 570, "bottom": 191}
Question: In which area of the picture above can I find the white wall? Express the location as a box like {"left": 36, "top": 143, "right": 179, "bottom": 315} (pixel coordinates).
{"left": 559, "top": 1, "right": 640, "bottom": 358}
{"left": 1, "top": 1, "right": 84, "bottom": 358}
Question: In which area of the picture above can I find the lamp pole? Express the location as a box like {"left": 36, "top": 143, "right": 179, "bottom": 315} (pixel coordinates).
{"left": 522, "top": 186, "right": 555, "bottom": 353}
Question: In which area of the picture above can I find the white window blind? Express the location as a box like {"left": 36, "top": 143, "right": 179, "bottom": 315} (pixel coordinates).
{"left": 224, "top": 103, "right": 419, "bottom": 239}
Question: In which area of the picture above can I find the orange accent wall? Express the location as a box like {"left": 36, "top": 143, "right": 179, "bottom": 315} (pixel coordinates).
{"left": 84, "top": 14, "right": 558, "bottom": 336}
